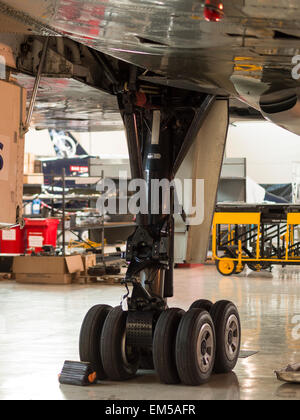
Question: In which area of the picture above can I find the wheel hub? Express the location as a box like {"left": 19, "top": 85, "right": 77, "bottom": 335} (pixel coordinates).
{"left": 228, "top": 330, "right": 233, "bottom": 345}
{"left": 197, "top": 323, "right": 214, "bottom": 373}
{"left": 225, "top": 314, "right": 239, "bottom": 361}
{"left": 201, "top": 340, "right": 207, "bottom": 356}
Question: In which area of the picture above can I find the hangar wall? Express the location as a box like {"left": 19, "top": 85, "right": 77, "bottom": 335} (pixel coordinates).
{"left": 25, "top": 121, "right": 300, "bottom": 186}
{"left": 226, "top": 121, "right": 300, "bottom": 185}
{"left": 25, "top": 130, "right": 129, "bottom": 159}
{"left": 74, "top": 131, "right": 128, "bottom": 158}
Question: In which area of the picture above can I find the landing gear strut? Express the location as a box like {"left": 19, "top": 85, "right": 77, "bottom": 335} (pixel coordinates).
{"left": 79, "top": 82, "right": 241, "bottom": 385}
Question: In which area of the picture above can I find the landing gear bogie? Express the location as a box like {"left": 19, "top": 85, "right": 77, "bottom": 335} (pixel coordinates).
{"left": 79, "top": 299, "right": 241, "bottom": 385}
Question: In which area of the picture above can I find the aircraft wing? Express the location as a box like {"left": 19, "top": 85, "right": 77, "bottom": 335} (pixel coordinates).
{"left": 15, "top": 73, "right": 123, "bottom": 132}
{"left": 0, "top": 0, "right": 300, "bottom": 132}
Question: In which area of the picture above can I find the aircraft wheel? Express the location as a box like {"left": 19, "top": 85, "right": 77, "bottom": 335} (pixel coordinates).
{"left": 79, "top": 304, "right": 112, "bottom": 379}
{"left": 101, "top": 306, "right": 140, "bottom": 381}
{"left": 210, "top": 300, "right": 241, "bottom": 373}
{"left": 216, "top": 257, "right": 236, "bottom": 276}
{"left": 190, "top": 299, "right": 213, "bottom": 312}
{"left": 175, "top": 309, "right": 216, "bottom": 385}
{"left": 153, "top": 308, "right": 185, "bottom": 384}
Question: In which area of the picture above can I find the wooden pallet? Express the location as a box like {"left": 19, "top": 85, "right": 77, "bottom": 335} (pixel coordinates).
{"left": 73, "top": 273, "right": 124, "bottom": 285}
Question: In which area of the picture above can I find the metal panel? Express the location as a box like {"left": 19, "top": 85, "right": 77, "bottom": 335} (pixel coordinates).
{"left": 213, "top": 212, "right": 261, "bottom": 225}
{"left": 174, "top": 99, "right": 229, "bottom": 263}
{"left": 287, "top": 213, "right": 300, "bottom": 225}
{"left": 217, "top": 178, "right": 246, "bottom": 203}
{"left": 15, "top": 73, "right": 123, "bottom": 132}
{"left": 220, "top": 158, "right": 246, "bottom": 178}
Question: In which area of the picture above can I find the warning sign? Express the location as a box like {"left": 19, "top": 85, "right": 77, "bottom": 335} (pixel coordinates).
{"left": 28, "top": 236, "right": 44, "bottom": 248}
{"left": 2, "top": 229, "right": 16, "bottom": 241}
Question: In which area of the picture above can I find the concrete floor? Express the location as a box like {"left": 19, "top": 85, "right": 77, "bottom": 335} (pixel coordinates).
{"left": 0, "top": 264, "right": 300, "bottom": 400}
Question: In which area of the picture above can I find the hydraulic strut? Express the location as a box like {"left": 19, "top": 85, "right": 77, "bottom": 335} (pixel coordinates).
{"left": 123, "top": 105, "right": 175, "bottom": 310}
{"left": 118, "top": 85, "right": 215, "bottom": 312}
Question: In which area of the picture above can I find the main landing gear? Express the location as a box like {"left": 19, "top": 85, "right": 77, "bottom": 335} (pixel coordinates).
{"left": 79, "top": 300, "right": 241, "bottom": 385}
{"left": 79, "top": 83, "right": 241, "bottom": 385}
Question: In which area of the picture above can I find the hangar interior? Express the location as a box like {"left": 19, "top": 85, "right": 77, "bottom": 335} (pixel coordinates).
{"left": 0, "top": 0, "right": 300, "bottom": 402}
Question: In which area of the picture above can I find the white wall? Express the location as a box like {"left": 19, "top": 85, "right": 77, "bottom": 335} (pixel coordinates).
{"left": 24, "top": 129, "right": 56, "bottom": 157}
{"left": 24, "top": 129, "right": 129, "bottom": 159}
{"left": 26, "top": 122, "right": 300, "bottom": 185}
{"left": 74, "top": 131, "right": 128, "bottom": 158}
{"left": 226, "top": 121, "right": 300, "bottom": 184}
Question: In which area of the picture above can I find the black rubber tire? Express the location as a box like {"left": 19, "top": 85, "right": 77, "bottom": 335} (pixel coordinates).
{"left": 87, "top": 266, "right": 106, "bottom": 276}
{"left": 210, "top": 300, "right": 241, "bottom": 374}
{"left": 105, "top": 265, "right": 121, "bottom": 275}
{"left": 247, "top": 262, "right": 271, "bottom": 272}
{"left": 175, "top": 309, "right": 216, "bottom": 386}
{"left": 101, "top": 306, "right": 140, "bottom": 381}
{"left": 153, "top": 308, "right": 185, "bottom": 384}
{"left": 190, "top": 299, "right": 213, "bottom": 312}
{"left": 79, "top": 304, "right": 112, "bottom": 379}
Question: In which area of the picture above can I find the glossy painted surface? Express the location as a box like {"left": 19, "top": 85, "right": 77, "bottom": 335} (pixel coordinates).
{"left": 2, "top": 1, "right": 300, "bottom": 132}
{"left": 2, "top": 1, "right": 300, "bottom": 95}
{"left": 15, "top": 73, "right": 123, "bottom": 132}
{"left": 0, "top": 264, "right": 300, "bottom": 400}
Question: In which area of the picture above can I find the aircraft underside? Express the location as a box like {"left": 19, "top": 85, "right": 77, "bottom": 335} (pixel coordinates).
{"left": 2, "top": 1, "right": 300, "bottom": 133}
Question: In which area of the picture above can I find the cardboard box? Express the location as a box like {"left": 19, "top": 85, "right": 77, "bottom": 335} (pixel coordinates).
{"left": 24, "top": 154, "right": 28, "bottom": 174}
{"left": 34, "top": 160, "right": 42, "bottom": 173}
{"left": 0, "top": 79, "right": 26, "bottom": 225}
{"left": 24, "top": 153, "right": 35, "bottom": 174}
{"left": 81, "top": 253, "right": 96, "bottom": 273}
{"left": 15, "top": 273, "right": 73, "bottom": 285}
{"left": 23, "top": 173, "right": 44, "bottom": 185}
{"left": 13, "top": 255, "right": 84, "bottom": 285}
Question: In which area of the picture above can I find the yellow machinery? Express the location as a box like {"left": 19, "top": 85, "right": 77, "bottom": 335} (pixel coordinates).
{"left": 68, "top": 238, "right": 106, "bottom": 251}
{"left": 212, "top": 204, "right": 300, "bottom": 276}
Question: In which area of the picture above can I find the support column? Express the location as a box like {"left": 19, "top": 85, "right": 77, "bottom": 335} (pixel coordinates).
{"left": 175, "top": 99, "right": 229, "bottom": 263}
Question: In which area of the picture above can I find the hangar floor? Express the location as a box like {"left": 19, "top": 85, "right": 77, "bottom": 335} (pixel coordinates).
{"left": 0, "top": 264, "right": 300, "bottom": 400}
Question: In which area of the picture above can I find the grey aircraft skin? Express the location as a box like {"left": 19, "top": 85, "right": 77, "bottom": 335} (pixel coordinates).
{"left": 1, "top": 0, "right": 300, "bottom": 134}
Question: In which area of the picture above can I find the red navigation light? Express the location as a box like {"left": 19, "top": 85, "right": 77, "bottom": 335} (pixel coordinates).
{"left": 204, "top": 0, "right": 224, "bottom": 22}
